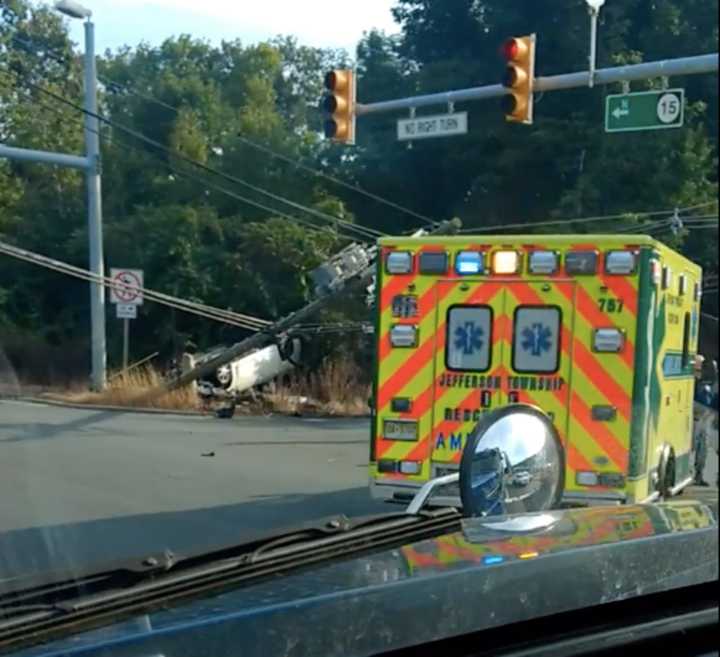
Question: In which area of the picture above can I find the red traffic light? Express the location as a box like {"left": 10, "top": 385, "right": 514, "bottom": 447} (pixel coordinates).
{"left": 501, "top": 37, "right": 527, "bottom": 61}
{"left": 499, "top": 34, "right": 536, "bottom": 124}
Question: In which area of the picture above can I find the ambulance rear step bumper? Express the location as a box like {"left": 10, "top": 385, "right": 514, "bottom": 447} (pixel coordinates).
{"left": 370, "top": 478, "right": 461, "bottom": 508}
{"left": 372, "top": 478, "right": 632, "bottom": 509}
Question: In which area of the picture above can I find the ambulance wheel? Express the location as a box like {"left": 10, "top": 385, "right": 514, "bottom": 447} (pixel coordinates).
{"left": 657, "top": 444, "right": 676, "bottom": 500}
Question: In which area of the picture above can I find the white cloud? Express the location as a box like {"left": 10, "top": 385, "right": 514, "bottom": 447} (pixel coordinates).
{"left": 72, "top": 0, "right": 399, "bottom": 51}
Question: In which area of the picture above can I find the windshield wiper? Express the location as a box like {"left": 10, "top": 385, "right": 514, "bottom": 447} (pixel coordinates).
{"left": 0, "top": 507, "right": 460, "bottom": 653}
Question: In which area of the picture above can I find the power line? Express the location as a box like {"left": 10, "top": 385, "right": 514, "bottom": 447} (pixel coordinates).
{"left": 4, "top": 38, "right": 385, "bottom": 242}
{"left": 0, "top": 75, "right": 358, "bottom": 243}
{"left": 457, "top": 209, "right": 681, "bottom": 234}
{"left": 0, "top": 73, "right": 375, "bottom": 244}
{"left": 679, "top": 201, "right": 719, "bottom": 214}
{"left": 0, "top": 240, "right": 272, "bottom": 331}
{"left": 235, "top": 136, "right": 437, "bottom": 227}
{"left": 614, "top": 219, "right": 674, "bottom": 234}
{"left": 9, "top": 33, "right": 438, "bottom": 228}
{"left": 458, "top": 205, "right": 719, "bottom": 235}
{"left": 2, "top": 71, "right": 382, "bottom": 243}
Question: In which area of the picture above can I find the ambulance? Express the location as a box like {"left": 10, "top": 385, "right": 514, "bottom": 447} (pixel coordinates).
{"left": 369, "top": 235, "right": 703, "bottom": 507}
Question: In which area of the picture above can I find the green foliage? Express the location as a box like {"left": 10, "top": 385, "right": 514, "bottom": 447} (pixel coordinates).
{"left": 0, "top": 0, "right": 717, "bottom": 372}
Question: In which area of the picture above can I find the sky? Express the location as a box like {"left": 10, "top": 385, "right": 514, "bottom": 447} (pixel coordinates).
{"left": 56, "top": 0, "right": 400, "bottom": 54}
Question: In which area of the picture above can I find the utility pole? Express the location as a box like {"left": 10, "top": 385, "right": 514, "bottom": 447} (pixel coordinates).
{"left": 0, "top": 0, "right": 106, "bottom": 391}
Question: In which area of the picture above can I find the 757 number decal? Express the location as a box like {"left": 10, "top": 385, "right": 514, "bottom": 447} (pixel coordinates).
{"left": 599, "top": 298, "right": 624, "bottom": 314}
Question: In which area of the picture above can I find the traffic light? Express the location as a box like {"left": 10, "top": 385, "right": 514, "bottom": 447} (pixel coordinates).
{"left": 322, "top": 69, "right": 356, "bottom": 145}
{"left": 501, "top": 35, "right": 537, "bottom": 124}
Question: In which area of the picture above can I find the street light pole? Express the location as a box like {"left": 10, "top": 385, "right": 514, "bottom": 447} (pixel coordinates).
{"left": 586, "top": 0, "right": 606, "bottom": 89}
{"left": 82, "top": 18, "right": 107, "bottom": 392}
{"left": 54, "top": 0, "right": 106, "bottom": 390}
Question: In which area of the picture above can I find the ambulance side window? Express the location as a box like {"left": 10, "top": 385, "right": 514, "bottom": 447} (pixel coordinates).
{"left": 446, "top": 306, "right": 493, "bottom": 372}
{"left": 512, "top": 306, "right": 562, "bottom": 374}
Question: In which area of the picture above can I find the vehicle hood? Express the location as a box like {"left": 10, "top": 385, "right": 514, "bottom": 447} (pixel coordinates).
{"left": 8, "top": 500, "right": 718, "bottom": 657}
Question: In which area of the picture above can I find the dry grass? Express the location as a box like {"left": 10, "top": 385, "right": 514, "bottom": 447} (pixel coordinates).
{"left": 57, "top": 365, "right": 200, "bottom": 412}
{"left": 269, "top": 358, "right": 370, "bottom": 417}
{"left": 42, "top": 358, "right": 370, "bottom": 417}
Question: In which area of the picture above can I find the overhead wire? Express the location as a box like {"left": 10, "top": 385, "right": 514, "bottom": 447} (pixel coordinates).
{"left": 0, "top": 72, "right": 359, "bottom": 243}
{"left": 457, "top": 209, "right": 680, "bottom": 234}
{"left": 0, "top": 74, "right": 363, "bottom": 332}
{"left": 458, "top": 207, "right": 719, "bottom": 235}
{"left": 0, "top": 240, "right": 272, "bottom": 331}
{"left": 4, "top": 35, "right": 384, "bottom": 239}
{"left": 8, "top": 31, "right": 437, "bottom": 228}
{"left": 1, "top": 63, "right": 383, "bottom": 243}
{"left": 235, "top": 136, "right": 438, "bottom": 227}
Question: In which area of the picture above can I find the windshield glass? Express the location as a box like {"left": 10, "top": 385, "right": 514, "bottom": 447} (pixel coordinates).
{"left": 0, "top": 0, "right": 718, "bottom": 647}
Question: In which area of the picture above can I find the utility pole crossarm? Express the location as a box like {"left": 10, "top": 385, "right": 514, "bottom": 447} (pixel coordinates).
{"left": 356, "top": 53, "right": 719, "bottom": 117}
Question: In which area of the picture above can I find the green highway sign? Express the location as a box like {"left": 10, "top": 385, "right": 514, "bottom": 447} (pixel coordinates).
{"left": 605, "top": 89, "right": 685, "bottom": 133}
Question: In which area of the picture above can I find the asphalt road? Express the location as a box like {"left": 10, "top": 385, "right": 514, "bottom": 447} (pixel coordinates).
{"left": 0, "top": 400, "right": 387, "bottom": 583}
{"left": 0, "top": 400, "right": 717, "bottom": 585}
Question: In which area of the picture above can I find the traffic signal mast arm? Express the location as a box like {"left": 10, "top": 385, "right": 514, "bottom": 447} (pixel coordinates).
{"left": 354, "top": 53, "right": 718, "bottom": 118}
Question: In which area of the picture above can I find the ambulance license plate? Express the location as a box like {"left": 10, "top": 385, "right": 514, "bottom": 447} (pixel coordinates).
{"left": 383, "top": 420, "right": 418, "bottom": 441}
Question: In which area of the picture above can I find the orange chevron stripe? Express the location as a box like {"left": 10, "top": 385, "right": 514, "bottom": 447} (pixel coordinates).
{"left": 566, "top": 442, "right": 595, "bottom": 472}
{"left": 557, "top": 283, "right": 635, "bottom": 370}
{"left": 570, "top": 391, "right": 628, "bottom": 471}
{"left": 385, "top": 282, "right": 504, "bottom": 414}
{"left": 379, "top": 273, "right": 415, "bottom": 313}
{"left": 599, "top": 274, "right": 638, "bottom": 316}
{"left": 509, "top": 388, "right": 594, "bottom": 472}
{"left": 378, "top": 281, "right": 447, "bottom": 362}
{"left": 506, "top": 282, "right": 633, "bottom": 415}
{"left": 571, "top": 341, "right": 632, "bottom": 420}
{"left": 425, "top": 365, "right": 507, "bottom": 460}
{"left": 494, "top": 314, "right": 512, "bottom": 344}
{"left": 444, "top": 365, "right": 509, "bottom": 464}
{"left": 377, "top": 338, "right": 435, "bottom": 410}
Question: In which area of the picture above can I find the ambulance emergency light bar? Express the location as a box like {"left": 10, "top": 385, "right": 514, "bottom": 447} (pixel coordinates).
{"left": 384, "top": 248, "right": 640, "bottom": 278}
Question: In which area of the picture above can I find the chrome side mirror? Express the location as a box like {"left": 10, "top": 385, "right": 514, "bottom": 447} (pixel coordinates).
{"left": 460, "top": 404, "right": 565, "bottom": 517}
{"left": 406, "top": 404, "right": 565, "bottom": 517}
